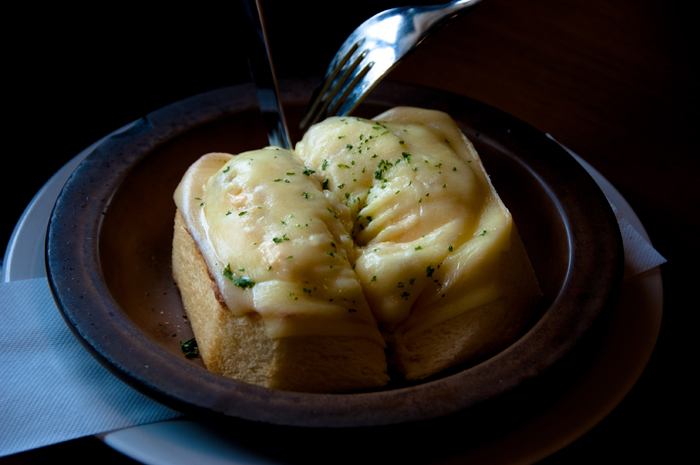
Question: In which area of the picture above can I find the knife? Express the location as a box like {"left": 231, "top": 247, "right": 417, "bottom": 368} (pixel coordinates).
{"left": 243, "top": 0, "right": 292, "bottom": 149}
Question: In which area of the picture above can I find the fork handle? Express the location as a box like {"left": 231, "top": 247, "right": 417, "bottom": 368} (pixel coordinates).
{"left": 435, "top": 0, "right": 489, "bottom": 25}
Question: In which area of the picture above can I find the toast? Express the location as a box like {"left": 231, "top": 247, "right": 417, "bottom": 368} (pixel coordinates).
{"left": 172, "top": 107, "right": 542, "bottom": 390}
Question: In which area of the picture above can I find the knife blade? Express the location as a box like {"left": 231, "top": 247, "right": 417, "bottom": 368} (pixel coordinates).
{"left": 243, "top": 0, "right": 292, "bottom": 149}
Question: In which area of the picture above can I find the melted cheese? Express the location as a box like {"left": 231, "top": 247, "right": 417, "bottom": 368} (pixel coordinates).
{"left": 295, "top": 108, "right": 513, "bottom": 333}
{"left": 174, "top": 148, "right": 383, "bottom": 344}
{"left": 175, "top": 107, "right": 521, "bottom": 341}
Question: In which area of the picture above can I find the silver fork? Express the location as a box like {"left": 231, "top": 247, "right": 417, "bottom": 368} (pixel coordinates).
{"left": 300, "top": 0, "right": 488, "bottom": 130}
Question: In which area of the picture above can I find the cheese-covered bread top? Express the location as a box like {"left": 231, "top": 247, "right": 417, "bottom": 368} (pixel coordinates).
{"left": 174, "top": 107, "right": 536, "bottom": 347}
{"left": 295, "top": 107, "right": 515, "bottom": 336}
{"left": 174, "top": 148, "right": 384, "bottom": 345}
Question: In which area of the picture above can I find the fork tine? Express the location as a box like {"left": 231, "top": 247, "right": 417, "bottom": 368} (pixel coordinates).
{"left": 334, "top": 62, "right": 381, "bottom": 117}
{"left": 299, "top": 41, "right": 361, "bottom": 129}
{"left": 323, "top": 49, "right": 369, "bottom": 114}
{"left": 326, "top": 59, "right": 373, "bottom": 117}
{"left": 300, "top": 40, "right": 370, "bottom": 129}
{"left": 329, "top": 39, "right": 363, "bottom": 81}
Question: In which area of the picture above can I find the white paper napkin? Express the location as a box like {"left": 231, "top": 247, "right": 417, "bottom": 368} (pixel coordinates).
{"left": 548, "top": 136, "right": 667, "bottom": 279}
{"left": 0, "top": 277, "right": 181, "bottom": 457}
{"left": 609, "top": 203, "right": 666, "bottom": 280}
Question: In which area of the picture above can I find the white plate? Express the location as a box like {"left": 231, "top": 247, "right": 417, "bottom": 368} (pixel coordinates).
{"left": 4, "top": 133, "right": 662, "bottom": 465}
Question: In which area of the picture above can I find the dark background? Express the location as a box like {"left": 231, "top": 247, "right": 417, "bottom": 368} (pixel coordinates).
{"left": 3, "top": 0, "right": 695, "bottom": 463}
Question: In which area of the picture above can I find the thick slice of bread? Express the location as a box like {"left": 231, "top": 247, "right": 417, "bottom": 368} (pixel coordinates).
{"left": 173, "top": 210, "right": 390, "bottom": 392}
{"left": 295, "top": 107, "right": 542, "bottom": 381}
{"left": 173, "top": 108, "right": 542, "bottom": 391}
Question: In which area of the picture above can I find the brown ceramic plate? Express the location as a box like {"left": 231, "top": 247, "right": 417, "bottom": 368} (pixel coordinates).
{"left": 45, "top": 79, "right": 622, "bottom": 428}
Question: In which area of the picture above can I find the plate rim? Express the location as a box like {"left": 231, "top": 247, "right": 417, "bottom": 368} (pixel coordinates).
{"left": 44, "top": 78, "right": 624, "bottom": 427}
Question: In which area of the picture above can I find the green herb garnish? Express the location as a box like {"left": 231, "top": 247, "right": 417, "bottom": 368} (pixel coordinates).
{"left": 181, "top": 338, "right": 199, "bottom": 358}
{"left": 232, "top": 276, "right": 255, "bottom": 289}
{"left": 223, "top": 264, "right": 255, "bottom": 289}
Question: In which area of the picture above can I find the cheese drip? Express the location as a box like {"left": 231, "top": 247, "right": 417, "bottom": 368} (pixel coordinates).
{"left": 174, "top": 148, "right": 383, "bottom": 344}
{"left": 295, "top": 108, "right": 513, "bottom": 333}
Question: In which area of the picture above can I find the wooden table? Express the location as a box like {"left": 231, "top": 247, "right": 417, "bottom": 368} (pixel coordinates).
{"left": 3, "top": 0, "right": 694, "bottom": 463}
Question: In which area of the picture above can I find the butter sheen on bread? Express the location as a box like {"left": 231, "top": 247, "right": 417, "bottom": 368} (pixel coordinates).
{"left": 172, "top": 107, "right": 542, "bottom": 392}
